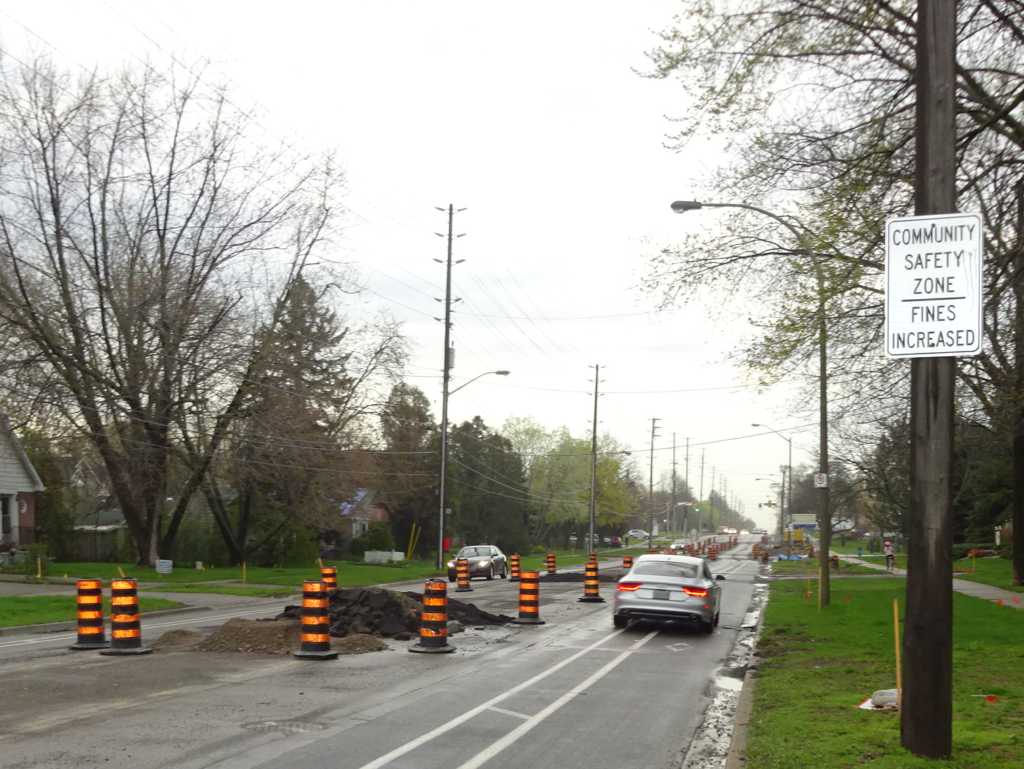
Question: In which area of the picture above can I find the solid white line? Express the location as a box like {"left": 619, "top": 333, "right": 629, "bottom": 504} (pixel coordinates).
{"left": 454, "top": 630, "right": 661, "bottom": 769}
{"left": 354, "top": 628, "right": 629, "bottom": 769}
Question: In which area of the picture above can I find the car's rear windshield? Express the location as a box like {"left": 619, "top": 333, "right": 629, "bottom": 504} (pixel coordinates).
{"left": 458, "top": 547, "right": 489, "bottom": 557}
{"left": 634, "top": 562, "right": 699, "bottom": 579}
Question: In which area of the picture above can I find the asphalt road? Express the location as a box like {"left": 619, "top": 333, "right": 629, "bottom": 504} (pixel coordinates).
{"left": 0, "top": 538, "right": 763, "bottom": 769}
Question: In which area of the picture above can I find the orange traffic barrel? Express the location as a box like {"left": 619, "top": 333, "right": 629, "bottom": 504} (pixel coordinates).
{"left": 761, "top": 550, "right": 769, "bottom": 563}
{"left": 646, "top": 548, "right": 659, "bottom": 554}
{"left": 578, "top": 561, "right": 605, "bottom": 603}
{"left": 509, "top": 553, "right": 521, "bottom": 582}
{"left": 512, "top": 571, "right": 545, "bottom": 625}
{"left": 410, "top": 579, "right": 456, "bottom": 653}
{"left": 455, "top": 557, "right": 472, "bottom": 592}
{"left": 293, "top": 580, "right": 338, "bottom": 660}
{"left": 622, "top": 555, "right": 633, "bottom": 570}
{"left": 69, "top": 578, "right": 108, "bottom": 650}
{"left": 589, "top": 551, "right": 597, "bottom": 563}
{"left": 320, "top": 566, "right": 338, "bottom": 591}
{"left": 708, "top": 547, "right": 717, "bottom": 561}
{"left": 546, "top": 553, "right": 556, "bottom": 574}
{"left": 99, "top": 578, "right": 152, "bottom": 656}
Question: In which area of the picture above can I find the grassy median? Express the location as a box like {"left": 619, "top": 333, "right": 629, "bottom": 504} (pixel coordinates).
{"left": 745, "top": 577, "right": 1024, "bottom": 768}
{"left": 0, "top": 596, "right": 184, "bottom": 628}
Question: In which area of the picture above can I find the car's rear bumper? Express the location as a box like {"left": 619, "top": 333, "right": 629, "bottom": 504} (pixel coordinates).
{"left": 613, "top": 596, "right": 714, "bottom": 624}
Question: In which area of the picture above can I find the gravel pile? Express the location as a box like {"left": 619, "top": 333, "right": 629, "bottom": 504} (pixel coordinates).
{"left": 275, "top": 586, "right": 515, "bottom": 641}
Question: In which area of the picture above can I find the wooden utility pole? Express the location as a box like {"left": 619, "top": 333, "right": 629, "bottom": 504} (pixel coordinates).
{"left": 902, "top": 0, "right": 956, "bottom": 758}
{"left": 648, "top": 418, "right": 660, "bottom": 548}
{"left": 588, "top": 365, "right": 600, "bottom": 552}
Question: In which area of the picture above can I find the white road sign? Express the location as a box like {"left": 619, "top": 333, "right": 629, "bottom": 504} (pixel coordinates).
{"left": 813, "top": 473, "right": 827, "bottom": 488}
{"left": 885, "top": 212, "right": 983, "bottom": 358}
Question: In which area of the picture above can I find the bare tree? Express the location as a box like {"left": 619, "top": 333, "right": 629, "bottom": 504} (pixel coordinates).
{"left": 0, "top": 55, "right": 359, "bottom": 565}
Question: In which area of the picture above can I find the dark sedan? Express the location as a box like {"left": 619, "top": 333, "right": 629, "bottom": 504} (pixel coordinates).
{"left": 446, "top": 545, "right": 508, "bottom": 581}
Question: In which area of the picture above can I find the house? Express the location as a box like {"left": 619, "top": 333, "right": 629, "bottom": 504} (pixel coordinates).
{"left": 336, "top": 488, "right": 390, "bottom": 540}
{"left": 0, "top": 415, "right": 46, "bottom": 550}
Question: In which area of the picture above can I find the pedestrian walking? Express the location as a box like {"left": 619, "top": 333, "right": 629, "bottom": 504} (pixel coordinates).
{"left": 884, "top": 541, "right": 894, "bottom": 571}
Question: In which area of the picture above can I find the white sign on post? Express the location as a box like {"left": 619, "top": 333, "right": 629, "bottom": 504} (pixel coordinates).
{"left": 885, "top": 212, "right": 983, "bottom": 358}
{"left": 813, "top": 473, "right": 828, "bottom": 489}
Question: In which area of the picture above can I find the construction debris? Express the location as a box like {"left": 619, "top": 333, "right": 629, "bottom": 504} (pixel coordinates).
{"left": 274, "top": 586, "right": 514, "bottom": 641}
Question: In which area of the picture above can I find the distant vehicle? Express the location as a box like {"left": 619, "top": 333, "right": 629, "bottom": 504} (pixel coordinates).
{"left": 609, "top": 536, "right": 622, "bottom": 548}
{"left": 446, "top": 545, "right": 508, "bottom": 581}
{"left": 626, "top": 529, "right": 649, "bottom": 540}
{"left": 740, "top": 529, "right": 750, "bottom": 536}
{"left": 614, "top": 554, "right": 726, "bottom": 633}
{"left": 669, "top": 539, "right": 688, "bottom": 552}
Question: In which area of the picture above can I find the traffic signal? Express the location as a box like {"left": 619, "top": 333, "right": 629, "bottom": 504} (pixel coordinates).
{"left": 758, "top": 503, "right": 763, "bottom": 509}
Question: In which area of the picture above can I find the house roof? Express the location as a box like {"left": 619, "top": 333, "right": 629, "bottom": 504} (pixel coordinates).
{"left": 0, "top": 414, "right": 45, "bottom": 493}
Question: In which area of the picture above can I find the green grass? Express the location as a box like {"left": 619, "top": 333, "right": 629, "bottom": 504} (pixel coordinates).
{"left": 32, "top": 560, "right": 445, "bottom": 587}
{"left": 745, "top": 577, "right": 1024, "bottom": 768}
{"left": 0, "top": 595, "right": 184, "bottom": 628}
{"left": 770, "top": 559, "right": 886, "bottom": 577}
{"left": 953, "top": 556, "right": 1024, "bottom": 593}
{"left": 140, "top": 584, "right": 301, "bottom": 598}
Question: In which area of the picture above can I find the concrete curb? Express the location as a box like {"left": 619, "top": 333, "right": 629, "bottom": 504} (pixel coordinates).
{"left": 724, "top": 570, "right": 770, "bottom": 769}
{"left": 0, "top": 605, "right": 211, "bottom": 637}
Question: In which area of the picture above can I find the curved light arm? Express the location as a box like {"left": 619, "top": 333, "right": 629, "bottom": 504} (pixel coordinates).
{"left": 449, "top": 370, "right": 510, "bottom": 396}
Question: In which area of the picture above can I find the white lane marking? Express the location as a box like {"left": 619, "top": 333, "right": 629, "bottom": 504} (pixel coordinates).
{"left": 454, "top": 630, "right": 661, "bottom": 769}
{"left": 666, "top": 642, "right": 691, "bottom": 652}
{"left": 0, "top": 605, "right": 282, "bottom": 650}
{"left": 487, "top": 706, "right": 531, "bottom": 720}
{"left": 355, "top": 628, "right": 630, "bottom": 769}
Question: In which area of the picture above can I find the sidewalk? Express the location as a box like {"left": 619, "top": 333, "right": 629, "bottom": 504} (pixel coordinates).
{"left": 837, "top": 552, "right": 1024, "bottom": 608}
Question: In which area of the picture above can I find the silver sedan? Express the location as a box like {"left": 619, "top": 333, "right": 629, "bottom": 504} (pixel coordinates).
{"left": 613, "top": 554, "right": 725, "bottom": 633}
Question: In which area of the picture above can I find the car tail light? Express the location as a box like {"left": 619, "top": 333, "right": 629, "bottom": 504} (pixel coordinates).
{"left": 617, "top": 582, "right": 642, "bottom": 591}
{"left": 683, "top": 587, "right": 708, "bottom": 597}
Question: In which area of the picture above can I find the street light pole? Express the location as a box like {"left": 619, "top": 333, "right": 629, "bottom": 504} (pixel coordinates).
{"left": 674, "top": 199, "right": 830, "bottom": 605}
{"left": 589, "top": 365, "right": 601, "bottom": 554}
{"left": 437, "top": 368, "right": 509, "bottom": 570}
{"left": 753, "top": 423, "right": 793, "bottom": 552}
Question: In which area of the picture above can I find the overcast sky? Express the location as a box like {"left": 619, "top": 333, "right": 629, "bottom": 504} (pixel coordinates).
{"left": 1, "top": 1, "right": 821, "bottom": 531}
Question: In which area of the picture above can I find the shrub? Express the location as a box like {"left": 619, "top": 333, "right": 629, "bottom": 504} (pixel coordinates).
{"left": 350, "top": 521, "right": 394, "bottom": 556}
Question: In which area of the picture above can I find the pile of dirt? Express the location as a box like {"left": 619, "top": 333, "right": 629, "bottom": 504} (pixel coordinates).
{"left": 151, "top": 619, "right": 391, "bottom": 655}
{"left": 276, "top": 585, "right": 514, "bottom": 640}
{"left": 150, "top": 629, "right": 205, "bottom": 652}
{"left": 195, "top": 618, "right": 302, "bottom": 654}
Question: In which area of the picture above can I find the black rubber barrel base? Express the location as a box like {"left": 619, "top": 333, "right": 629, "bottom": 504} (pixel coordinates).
{"left": 512, "top": 618, "right": 546, "bottom": 625}
{"left": 409, "top": 643, "right": 456, "bottom": 654}
{"left": 455, "top": 585, "right": 473, "bottom": 592}
{"left": 99, "top": 647, "right": 153, "bottom": 656}
{"left": 69, "top": 641, "right": 109, "bottom": 650}
{"left": 294, "top": 650, "right": 339, "bottom": 660}
{"left": 578, "top": 596, "right": 606, "bottom": 603}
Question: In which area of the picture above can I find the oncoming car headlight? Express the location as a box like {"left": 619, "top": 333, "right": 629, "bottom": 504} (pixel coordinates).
{"left": 478, "top": 559, "right": 490, "bottom": 567}
{"left": 446, "top": 561, "right": 455, "bottom": 568}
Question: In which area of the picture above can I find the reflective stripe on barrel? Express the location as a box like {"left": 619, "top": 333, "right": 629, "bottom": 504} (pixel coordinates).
{"left": 589, "top": 551, "right": 597, "bottom": 563}
{"left": 69, "top": 578, "right": 108, "bottom": 650}
{"left": 320, "top": 566, "right": 338, "bottom": 591}
{"left": 509, "top": 554, "right": 521, "bottom": 582}
{"left": 410, "top": 579, "right": 456, "bottom": 653}
{"left": 622, "top": 555, "right": 633, "bottom": 571}
{"left": 294, "top": 580, "right": 338, "bottom": 660}
{"left": 455, "top": 558, "right": 472, "bottom": 592}
{"left": 546, "top": 553, "right": 556, "bottom": 574}
{"left": 512, "top": 570, "right": 545, "bottom": 625}
{"left": 99, "top": 578, "right": 152, "bottom": 655}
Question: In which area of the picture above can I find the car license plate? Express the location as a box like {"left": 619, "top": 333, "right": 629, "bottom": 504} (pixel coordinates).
{"left": 652, "top": 589, "right": 670, "bottom": 600}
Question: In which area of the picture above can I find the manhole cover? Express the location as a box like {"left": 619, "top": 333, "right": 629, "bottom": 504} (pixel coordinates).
{"left": 243, "top": 721, "right": 326, "bottom": 734}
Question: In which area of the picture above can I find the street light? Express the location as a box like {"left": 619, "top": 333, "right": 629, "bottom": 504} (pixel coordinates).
{"left": 437, "top": 369, "right": 510, "bottom": 569}
{"left": 673, "top": 199, "right": 830, "bottom": 602}
{"left": 753, "top": 424, "right": 793, "bottom": 552}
